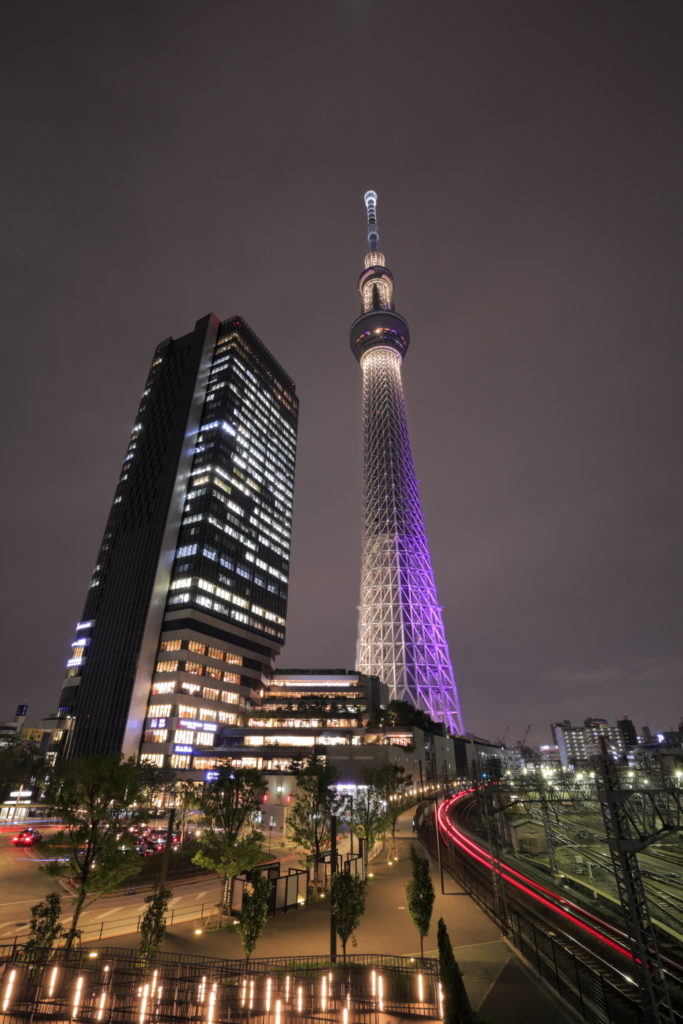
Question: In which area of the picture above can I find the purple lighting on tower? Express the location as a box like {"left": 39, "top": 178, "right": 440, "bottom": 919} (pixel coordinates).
{"left": 350, "top": 191, "right": 464, "bottom": 734}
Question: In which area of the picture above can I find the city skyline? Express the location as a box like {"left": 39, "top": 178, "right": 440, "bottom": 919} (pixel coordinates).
{"left": 2, "top": 3, "right": 682, "bottom": 746}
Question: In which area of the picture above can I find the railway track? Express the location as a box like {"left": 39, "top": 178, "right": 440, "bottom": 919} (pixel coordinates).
{"left": 437, "top": 789, "right": 683, "bottom": 1018}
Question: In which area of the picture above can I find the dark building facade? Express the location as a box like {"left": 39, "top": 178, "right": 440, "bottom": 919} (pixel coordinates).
{"left": 50, "top": 315, "right": 297, "bottom": 767}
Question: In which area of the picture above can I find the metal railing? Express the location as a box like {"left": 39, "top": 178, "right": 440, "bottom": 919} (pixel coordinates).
{"left": 4, "top": 899, "right": 227, "bottom": 947}
{"left": 0, "top": 945, "right": 441, "bottom": 1023}
{"left": 418, "top": 815, "right": 683, "bottom": 1024}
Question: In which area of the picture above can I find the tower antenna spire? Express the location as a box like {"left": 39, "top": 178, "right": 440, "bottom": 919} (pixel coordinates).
{"left": 364, "top": 190, "right": 379, "bottom": 252}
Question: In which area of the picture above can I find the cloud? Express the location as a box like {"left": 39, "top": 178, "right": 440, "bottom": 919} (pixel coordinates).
{"left": 548, "top": 656, "right": 683, "bottom": 691}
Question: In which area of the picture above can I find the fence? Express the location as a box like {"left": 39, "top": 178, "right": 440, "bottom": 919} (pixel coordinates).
{"left": 231, "top": 867, "right": 308, "bottom": 917}
{"left": 0, "top": 945, "right": 441, "bottom": 1023}
{"left": 418, "top": 812, "right": 683, "bottom": 1024}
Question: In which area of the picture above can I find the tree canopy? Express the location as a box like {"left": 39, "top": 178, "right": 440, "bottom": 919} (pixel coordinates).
{"left": 286, "top": 755, "right": 342, "bottom": 876}
{"left": 347, "top": 783, "right": 388, "bottom": 867}
{"left": 0, "top": 736, "right": 46, "bottom": 799}
{"left": 375, "top": 700, "right": 443, "bottom": 734}
{"left": 331, "top": 872, "right": 366, "bottom": 959}
{"left": 437, "top": 918, "right": 474, "bottom": 1024}
{"left": 363, "top": 763, "right": 412, "bottom": 857}
{"left": 43, "top": 754, "right": 154, "bottom": 950}
{"left": 406, "top": 846, "right": 435, "bottom": 958}
{"left": 193, "top": 768, "right": 265, "bottom": 924}
{"left": 236, "top": 874, "right": 270, "bottom": 959}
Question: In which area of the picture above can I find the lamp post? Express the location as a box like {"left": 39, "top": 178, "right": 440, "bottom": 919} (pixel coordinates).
{"left": 433, "top": 796, "right": 445, "bottom": 895}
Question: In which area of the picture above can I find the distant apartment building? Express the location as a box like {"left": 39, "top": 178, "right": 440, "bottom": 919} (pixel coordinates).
{"left": 0, "top": 705, "right": 28, "bottom": 747}
{"left": 550, "top": 716, "right": 637, "bottom": 766}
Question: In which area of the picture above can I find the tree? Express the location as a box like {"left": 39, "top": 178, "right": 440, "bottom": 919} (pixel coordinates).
{"left": 286, "top": 755, "right": 342, "bottom": 884}
{"left": 437, "top": 918, "right": 474, "bottom": 1024}
{"left": 23, "top": 893, "right": 64, "bottom": 971}
{"left": 331, "top": 872, "right": 366, "bottom": 960}
{"left": 192, "top": 768, "right": 264, "bottom": 926}
{"left": 42, "top": 754, "right": 152, "bottom": 951}
{"left": 406, "top": 846, "right": 435, "bottom": 958}
{"left": 364, "top": 764, "right": 411, "bottom": 860}
{"left": 377, "top": 700, "right": 443, "bottom": 734}
{"left": 0, "top": 736, "right": 46, "bottom": 801}
{"left": 172, "top": 779, "right": 202, "bottom": 847}
{"left": 139, "top": 887, "right": 172, "bottom": 964}
{"left": 348, "top": 781, "right": 389, "bottom": 869}
{"left": 236, "top": 874, "right": 270, "bottom": 960}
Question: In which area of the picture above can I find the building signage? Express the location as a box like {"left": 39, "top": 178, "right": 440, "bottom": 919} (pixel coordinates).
{"left": 178, "top": 719, "right": 217, "bottom": 733}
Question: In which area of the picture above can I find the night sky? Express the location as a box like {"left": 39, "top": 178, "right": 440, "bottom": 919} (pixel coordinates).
{"left": 2, "top": 2, "right": 682, "bottom": 747}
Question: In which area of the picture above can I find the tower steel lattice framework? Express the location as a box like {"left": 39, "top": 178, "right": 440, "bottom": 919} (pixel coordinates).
{"left": 350, "top": 191, "right": 464, "bottom": 734}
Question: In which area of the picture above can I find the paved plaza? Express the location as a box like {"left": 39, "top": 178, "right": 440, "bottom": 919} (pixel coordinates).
{"left": 88, "top": 811, "right": 574, "bottom": 1023}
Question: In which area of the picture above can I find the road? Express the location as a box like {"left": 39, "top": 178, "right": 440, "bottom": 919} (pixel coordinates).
{"left": 0, "top": 827, "right": 316, "bottom": 945}
{"left": 0, "top": 823, "right": 230, "bottom": 943}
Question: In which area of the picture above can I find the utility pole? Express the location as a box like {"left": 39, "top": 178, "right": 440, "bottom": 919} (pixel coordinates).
{"left": 595, "top": 738, "right": 674, "bottom": 1024}
{"left": 535, "top": 774, "right": 558, "bottom": 877}
{"left": 348, "top": 794, "right": 354, "bottom": 855}
{"left": 158, "top": 808, "right": 176, "bottom": 894}
{"left": 477, "top": 760, "right": 509, "bottom": 936}
{"left": 329, "top": 814, "right": 337, "bottom": 963}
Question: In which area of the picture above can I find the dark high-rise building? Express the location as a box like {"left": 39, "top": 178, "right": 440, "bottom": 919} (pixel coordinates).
{"left": 617, "top": 715, "right": 638, "bottom": 750}
{"left": 50, "top": 315, "right": 297, "bottom": 769}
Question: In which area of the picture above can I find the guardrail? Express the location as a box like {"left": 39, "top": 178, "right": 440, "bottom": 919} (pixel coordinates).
{"left": 5, "top": 899, "right": 223, "bottom": 947}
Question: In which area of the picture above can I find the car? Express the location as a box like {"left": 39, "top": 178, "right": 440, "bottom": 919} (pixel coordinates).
{"left": 12, "top": 828, "right": 42, "bottom": 847}
{"left": 136, "top": 838, "right": 157, "bottom": 857}
{"left": 150, "top": 832, "right": 180, "bottom": 850}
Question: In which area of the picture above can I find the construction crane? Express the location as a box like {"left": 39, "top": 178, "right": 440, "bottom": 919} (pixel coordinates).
{"left": 517, "top": 724, "right": 532, "bottom": 748}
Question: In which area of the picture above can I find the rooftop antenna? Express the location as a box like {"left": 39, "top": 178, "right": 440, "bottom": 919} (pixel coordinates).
{"left": 364, "top": 190, "right": 379, "bottom": 251}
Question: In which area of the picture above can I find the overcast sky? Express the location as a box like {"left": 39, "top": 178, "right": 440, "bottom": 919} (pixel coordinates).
{"left": 2, "top": 1, "right": 682, "bottom": 746}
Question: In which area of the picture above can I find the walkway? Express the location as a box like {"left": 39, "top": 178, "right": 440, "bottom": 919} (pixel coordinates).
{"left": 89, "top": 811, "right": 576, "bottom": 1023}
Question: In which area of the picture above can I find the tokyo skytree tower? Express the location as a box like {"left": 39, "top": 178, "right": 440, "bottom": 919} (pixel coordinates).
{"left": 350, "top": 191, "right": 464, "bottom": 734}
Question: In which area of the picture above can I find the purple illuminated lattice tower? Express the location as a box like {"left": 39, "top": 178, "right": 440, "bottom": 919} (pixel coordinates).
{"left": 350, "top": 191, "right": 464, "bottom": 734}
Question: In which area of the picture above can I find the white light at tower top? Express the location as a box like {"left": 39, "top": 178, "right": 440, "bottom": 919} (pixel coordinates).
{"left": 364, "top": 190, "right": 379, "bottom": 251}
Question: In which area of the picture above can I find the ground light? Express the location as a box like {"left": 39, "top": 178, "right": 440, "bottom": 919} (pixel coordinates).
{"left": 1, "top": 960, "right": 442, "bottom": 1021}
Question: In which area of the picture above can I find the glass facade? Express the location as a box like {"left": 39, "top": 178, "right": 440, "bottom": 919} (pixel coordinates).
{"left": 166, "top": 321, "right": 296, "bottom": 643}
{"left": 52, "top": 315, "right": 297, "bottom": 769}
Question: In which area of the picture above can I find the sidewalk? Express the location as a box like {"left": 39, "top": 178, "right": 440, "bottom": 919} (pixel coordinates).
{"left": 89, "top": 812, "right": 575, "bottom": 1023}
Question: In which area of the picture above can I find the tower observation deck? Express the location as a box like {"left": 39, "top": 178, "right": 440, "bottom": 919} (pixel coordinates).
{"left": 350, "top": 191, "right": 464, "bottom": 734}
